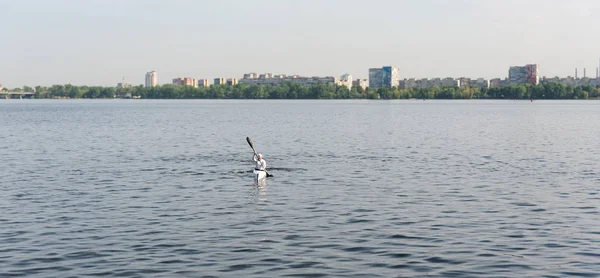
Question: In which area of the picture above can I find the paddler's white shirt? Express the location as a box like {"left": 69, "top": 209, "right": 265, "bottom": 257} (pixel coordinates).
{"left": 253, "top": 155, "right": 267, "bottom": 170}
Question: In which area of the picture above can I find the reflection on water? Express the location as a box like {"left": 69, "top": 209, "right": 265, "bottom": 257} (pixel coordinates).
{"left": 1, "top": 100, "right": 599, "bottom": 277}
{"left": 247, "top": 180, "right": 268, "bottom": 202}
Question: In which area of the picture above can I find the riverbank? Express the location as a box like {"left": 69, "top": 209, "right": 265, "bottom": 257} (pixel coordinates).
{"left": 8, "top": 82, "right": 599, "bottom": 100}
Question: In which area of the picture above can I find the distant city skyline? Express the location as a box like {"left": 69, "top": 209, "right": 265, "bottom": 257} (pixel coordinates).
{"left": 2, "top": 0, "right": 600, "bottom": 88}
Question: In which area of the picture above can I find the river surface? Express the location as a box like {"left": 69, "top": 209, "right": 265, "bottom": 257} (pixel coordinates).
{"left": 1, "top": 99, "right": 599, "bottom": 277}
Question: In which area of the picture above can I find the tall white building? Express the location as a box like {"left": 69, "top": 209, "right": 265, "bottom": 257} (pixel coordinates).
{"left": 145, "top": 71, "right": 158, "bottom": 87}
{"left": 352, "top": 79, "right": 368, "bottom": 90}
{"left": 338, "top": 74, "right": 353, "bottom": 89}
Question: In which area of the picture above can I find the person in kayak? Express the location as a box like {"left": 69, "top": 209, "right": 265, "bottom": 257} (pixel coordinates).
{"left": 253, "top": 152, "right": 267, "bottom": 171}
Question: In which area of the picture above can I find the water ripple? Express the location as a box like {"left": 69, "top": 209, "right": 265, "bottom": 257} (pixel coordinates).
{"left": 1, "top": 100, "right": 599, "bottom": 277}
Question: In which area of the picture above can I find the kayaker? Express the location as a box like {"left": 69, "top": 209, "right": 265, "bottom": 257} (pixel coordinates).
{"left": 253, "top": 152, "right": 267, "bottom": 171}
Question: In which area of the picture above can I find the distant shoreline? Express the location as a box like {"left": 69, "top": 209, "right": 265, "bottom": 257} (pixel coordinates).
{"left": 2, "top": 82, "right": 599, "bottom": 100}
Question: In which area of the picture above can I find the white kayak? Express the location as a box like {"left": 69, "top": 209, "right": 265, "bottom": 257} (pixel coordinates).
{"left": 253, "top": 169, "right": 267, "bottom": 181}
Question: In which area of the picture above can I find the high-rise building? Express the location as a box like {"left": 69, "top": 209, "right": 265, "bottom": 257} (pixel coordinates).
{"left": 239, "top": 73, "right": 339, "bottom": 87}
{"left": 441, "top": 77, "right": 460, "bottom": 87}
{"left": 369, "top": 66, "right": 399, "bottom": 88}
{"left": 145, "top": 71, "right": 158, "bottom": 87}
{"left": 383, "top": 66, "right": 400, "bottom": 88}
{"left": 243, "top": 73, "right": 258, "bottom": 79}
{"left": 369, "top": 68, "right": 383, "bottom": 88}
{"left": 471, "top": 78, "right": 490, "bottom": 88}
{"left": 509, "top": 66, "right": 525, "bottom": 84}
{"left": 509, "top": 64, "right": 539, "bottom": 85}
{"left": 173, "top": 77, "right": 197, "bottom": 87}
{"left": 526, "top": 64, "right": 539, "bottom": 84}
{"left": 214, "top": 78, "right": 225, "bottom": 85}
{"left": 338, "top": 74, "right": 353, "bottom": 89}
{"left": 198, "top": 79, "right": 209, "bottom": 88}
{"left": 352, "top": 79, "right": 368, "bottom": 91}
{"left": 490, "top": 78, "right": 509, "bottom": 88}
{"left": 226, "top": 78, "right": 238, "bottom": 86}
{"left": 258, "top": 73, "right": 272, "bottom": 79}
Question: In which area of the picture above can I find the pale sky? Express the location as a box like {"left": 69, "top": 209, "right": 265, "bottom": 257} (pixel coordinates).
{"left": 2, "top": 0, "right": 600, "bottom": 88}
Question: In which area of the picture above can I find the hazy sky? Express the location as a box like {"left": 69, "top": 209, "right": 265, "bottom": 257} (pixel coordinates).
{"left": 2, "top": 0, "right": 600, "bottom": 88}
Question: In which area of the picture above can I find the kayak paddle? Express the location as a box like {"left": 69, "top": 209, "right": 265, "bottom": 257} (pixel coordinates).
{"left": 246, "top": 137, "right": 273, "bottom": 177}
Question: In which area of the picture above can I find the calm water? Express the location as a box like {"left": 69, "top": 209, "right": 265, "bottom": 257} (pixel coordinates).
{"left": 1, "top": 99, "right": 599, "bottom": 277}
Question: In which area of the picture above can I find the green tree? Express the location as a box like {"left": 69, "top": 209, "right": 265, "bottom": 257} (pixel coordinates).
{"left": 100, "top": 87, "right": 115, "bottom": 98}
{"left": 531, "top": 84, "right": 544, "bottom": 99}
{"left": 336, "top": 86, "right": 351, "bottom": 99}
{"left": 573, "top": 86, "right": 584, "bottom": 99}
{"left": 514, "top": 85, "right": 526, "bottom": 99}
{"left": 13, "top": 81, "right": 599, "bottom": 100}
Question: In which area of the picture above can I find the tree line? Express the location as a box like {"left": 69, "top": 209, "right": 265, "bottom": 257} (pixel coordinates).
{"left": 5, "top": 82, "right": 600, "bottom": 100}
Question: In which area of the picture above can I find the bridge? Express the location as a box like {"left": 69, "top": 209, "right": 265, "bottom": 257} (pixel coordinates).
{"left": 0, "top": 91, "right": 35, "bottom": 99}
